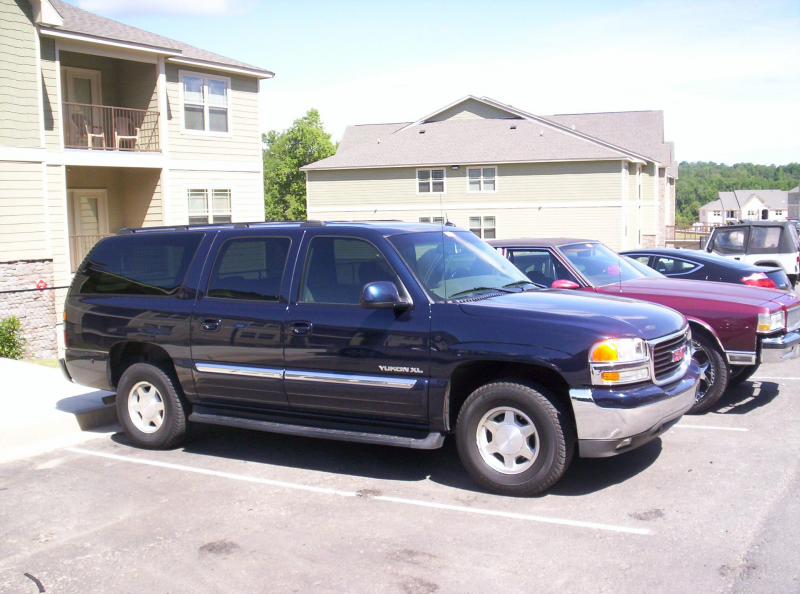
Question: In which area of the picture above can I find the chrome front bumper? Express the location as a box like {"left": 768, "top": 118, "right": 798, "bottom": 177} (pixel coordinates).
{"left": 570, "top": 361, "right": 700, "bottom": 458}
{"left": 761, "top": 330, "right": 800, "bottom": 363}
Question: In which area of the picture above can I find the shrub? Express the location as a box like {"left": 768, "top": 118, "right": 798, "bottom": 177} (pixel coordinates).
{"left": 0, "top": 316, "right": 26, "bottom": 360}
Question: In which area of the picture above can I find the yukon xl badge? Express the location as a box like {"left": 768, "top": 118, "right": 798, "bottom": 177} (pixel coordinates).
{"left": 379, "top": 365, "right": 423, "bottom": 374}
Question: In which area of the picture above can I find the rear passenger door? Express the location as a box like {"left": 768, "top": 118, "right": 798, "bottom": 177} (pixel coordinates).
{"left": 283, "top": 231, "right": 431, "bottom": 422}
{"left": 190, "top": 229, "right": 299, "bottom": 408}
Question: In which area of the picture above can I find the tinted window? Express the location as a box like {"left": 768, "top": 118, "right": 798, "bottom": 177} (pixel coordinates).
{"left": 749, "top": 226, "right": 782, "bottom": 253}
{"left": 299, "top": 237, "right": 397, "bottom": 304}
{"left": 507, "top": 249, "right": 579, "bottom": 287}
{"left": 388, "top": 231, "right": 529, "bottom": 299}
{"left": 654, "top": 257, "right": 699, "bottom": 274}
{"left": 629, "top": 255, "right": 651, "bottom": 265}
{"left": 559, "top": 242, "right": 646, "bottom": 286}
{"left": 712, "top": 228, "right": 748, "bottom": 254}
{"left": 207, "top": 237, "right": 291, "bottom": 301}
{"left": 78, "top": 233, "right": 203, "bottom": 296}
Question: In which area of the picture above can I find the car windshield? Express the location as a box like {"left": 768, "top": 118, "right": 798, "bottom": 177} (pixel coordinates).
{"left": 559, "top": 242, "right": 649, "bottom": 286}
{"left": 388, "top": 230, "right": 532, "bottom": 299}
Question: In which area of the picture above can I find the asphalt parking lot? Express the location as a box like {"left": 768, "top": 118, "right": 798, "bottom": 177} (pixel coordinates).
{"left": 1, "top": 359, "right": 799, "bottom": 594}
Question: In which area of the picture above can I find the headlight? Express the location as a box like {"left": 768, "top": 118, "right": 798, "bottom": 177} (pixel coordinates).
{"left": 757, "top": 310, "right": 785, "bottom": 334}
{"left": 589, "top": 338, "right": 651, "bottom": 386}
{"left": 589, "top": 338, "right": 648, "bottom": 363}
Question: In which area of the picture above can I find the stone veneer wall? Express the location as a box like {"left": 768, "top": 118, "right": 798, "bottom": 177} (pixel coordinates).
{"left": 0, "top": 260, "right": 57, "bottom": 358}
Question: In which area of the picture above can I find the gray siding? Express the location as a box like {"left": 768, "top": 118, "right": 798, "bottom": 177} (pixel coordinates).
{"left": 0, "top": 0, "right": 40, "bottom": 147}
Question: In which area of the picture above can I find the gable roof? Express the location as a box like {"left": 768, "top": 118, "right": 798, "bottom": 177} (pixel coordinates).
{"left": 40, "top": 0, "right": 273, "bottom": 78}
{"left": 304, "top": 95, "right": 676, "bottom": 172}
{"left": 701, "top": 190, "right": 789, "bottom": 211}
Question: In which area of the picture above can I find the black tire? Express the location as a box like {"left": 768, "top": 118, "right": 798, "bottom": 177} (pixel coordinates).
{"left": 728, "top": 363, "right": 760, "bottom": 388}
{"left": 689, "top": 332, "right": 729, "bottom": 414}
{"left": 116, "top": 362, "right": 190, "bottom": 449}
{"left": 455, "top": 380, "right": 575, "bottom": 496}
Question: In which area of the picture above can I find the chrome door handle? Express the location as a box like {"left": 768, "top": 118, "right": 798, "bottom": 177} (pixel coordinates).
{"left": 290, "top": 321, "right": 312, "bottom": 336}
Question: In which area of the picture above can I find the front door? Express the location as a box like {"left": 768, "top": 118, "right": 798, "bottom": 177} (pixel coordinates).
{"left": 68, "top": 189, "right": 109, "bottom": 270}
{"left": 190, "top": 229, "right": 299, "bottom": 408}
{"left": 63, "top": 68, "right": 103, "bottom": 147}
{"left": 283, "top": 232, "right": 431, "bottom": 422}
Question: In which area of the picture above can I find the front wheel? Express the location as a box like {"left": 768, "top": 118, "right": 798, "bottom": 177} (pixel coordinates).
{"left": 689, "top": 333, "right": 729, "bottom": 414}
{"left": 455, "top": 381, "right": 575, "bottom": 496}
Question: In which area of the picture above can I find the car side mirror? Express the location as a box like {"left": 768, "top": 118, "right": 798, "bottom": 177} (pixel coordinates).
{"left": 551, "top": 279, "right": 580, "bottom": 290}
{"left": 360, "top": 281, "right": 410, "bottom": 310}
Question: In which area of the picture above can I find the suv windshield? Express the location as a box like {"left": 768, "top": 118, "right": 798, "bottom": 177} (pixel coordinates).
{"left": 559, "top": 242, "right": 647, "bottom": 286}
{"left": 388, "top": 230, "right": 531, "bottom": 299}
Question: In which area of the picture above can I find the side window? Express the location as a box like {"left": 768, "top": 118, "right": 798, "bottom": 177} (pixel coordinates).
{"left": 507, "top": 249, "right": 578, "bottom": 287}
{"left": 749, "top": 227, "right": 782, "bottom": 251}
{"left": 630, "top": 255, "right": 651, "bottom": 266}
{"left": 712, "top": 228, "right": 748, "bottom": 254}
{"left": 654, "top": 257, "right": 699, "bottom": 274}
{"left": 299, "top": 237, "right": 397, "bottom": 304}
{"left": 207, "top": 237, "right": 291, "bottom": 301}
{"left": 78, "top": 233, "right": 204, "bottom": 296}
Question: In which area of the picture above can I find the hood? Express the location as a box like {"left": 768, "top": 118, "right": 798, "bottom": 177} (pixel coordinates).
{"left": 459, "top": 289, "right": 686, "bottom": 341}
{"left": 617, "top": 277, "right": 788, "bottom": 308}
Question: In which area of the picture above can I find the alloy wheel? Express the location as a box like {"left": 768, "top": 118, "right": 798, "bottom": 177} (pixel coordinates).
{"left": 691, "top": 339, "right": 715, "bottom": 402}
{"left": 127, "top": 381, "right": 165, "bottom": 434}
{"left": 476, "top": 406, "right": 540, "bottom": 474}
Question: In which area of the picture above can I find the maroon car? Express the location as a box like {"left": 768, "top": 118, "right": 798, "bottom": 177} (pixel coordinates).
{"left": 489, "top": 238, "right": 800, "bottom": 413}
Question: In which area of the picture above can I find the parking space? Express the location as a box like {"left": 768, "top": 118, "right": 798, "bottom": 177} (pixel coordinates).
{"left": 1, "top": 359, "right": 799, "bottom": 593}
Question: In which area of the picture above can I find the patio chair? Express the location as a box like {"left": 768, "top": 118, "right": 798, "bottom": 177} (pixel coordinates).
{"left": 113, "top": 116, "right": 140, "bottom": 151}
{"left": 71, "top": 112, "right": 105, "bottom": 149}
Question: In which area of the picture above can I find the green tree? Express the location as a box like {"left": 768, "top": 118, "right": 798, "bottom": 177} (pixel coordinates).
{"left": 263, "top": 109, "right": 336, "bottom": 220}
{"left": 675, "top": 162, "right": 800, "bottom": 224}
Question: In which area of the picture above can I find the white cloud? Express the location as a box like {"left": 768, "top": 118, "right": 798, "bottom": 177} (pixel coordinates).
{"left": 74, "top": 0, "right": 244, "bottom": 15}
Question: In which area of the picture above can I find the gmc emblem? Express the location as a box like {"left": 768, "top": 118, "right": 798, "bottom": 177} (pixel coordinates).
{"left": 672, "top": 346, "right": 687, "bottom": 362}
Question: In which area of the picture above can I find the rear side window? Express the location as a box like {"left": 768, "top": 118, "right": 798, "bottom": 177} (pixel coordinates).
{"left": 748, "top": 226, "right": 782, "bottom": 253}
{"left": 711, "top": 228, "right": 748, "bottom": 254}
{"left": 207, "top": 237, "right": 291, "bottom": 302}
{"left": 299, "top": 237, "right": 397, "bottom": 304}
{"left": 78, "top": 233, "right": 204, "bottom": 296}
{"left": 654, "top": 257, "right": 699, "bottom": 274}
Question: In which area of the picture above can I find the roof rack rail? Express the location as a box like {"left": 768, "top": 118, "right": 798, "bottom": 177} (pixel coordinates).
{"left": 300, "top": 220, "right": 326, "bottom": 227}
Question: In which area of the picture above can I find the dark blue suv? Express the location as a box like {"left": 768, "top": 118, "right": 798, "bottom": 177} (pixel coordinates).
{"left": 62, "top": 221, "right": 699, "bottom": 495}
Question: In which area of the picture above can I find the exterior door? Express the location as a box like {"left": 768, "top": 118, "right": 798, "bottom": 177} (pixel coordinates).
{"left": 190, "top": 229, "right": 299, "bottom": 408}
{"left": 68, "top": 189, "right": 109, "bottom": 270}
{"left": 63, "top": 68, "right": 103, "bottom": 146}
{"left": 283, "top": 231, "right": 431, "bottom": 422}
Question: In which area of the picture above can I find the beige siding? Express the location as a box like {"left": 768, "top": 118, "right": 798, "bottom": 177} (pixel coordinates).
{"left": 169, "top": 169, "right": 264, "bottom": 224}
{"left": 308, "top": 160, "right": 629, "bottom": 249}
{"left": 0, "top": 161, "right": 48, "bottom": 260}
{"left": 46, "top": 164, "right": 70, "bottom": 324}
{"left": 0, "top": 0, "right": 40, "bottom": 147}
{"left": 41, "top": 37, "right": 61, "bottom": 151}
{"left": 426, "top": 98, "right": 518, "bottom": 122}
{"left": 165, "top": 64, "right": 261, "bottom": 162}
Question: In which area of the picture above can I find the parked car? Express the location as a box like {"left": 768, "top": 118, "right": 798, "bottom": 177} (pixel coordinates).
{"left": 61, "top": 222, "right": 699, "bottom": 496}
{"left": 489, "top": 238, "right": 800, "bottom": 413}
{"left": 705, "top": 221, "right": 800, "bottom": 286}
{"left": 621, "top": 247, "right": 792, "bottom": 291}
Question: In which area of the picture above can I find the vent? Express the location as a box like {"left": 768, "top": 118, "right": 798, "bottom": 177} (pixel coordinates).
{"left": 510, "top": 124, "right": 517, "bottom": 130}
{"left": 419, "top": 129, "right": 426, "bottom": 134}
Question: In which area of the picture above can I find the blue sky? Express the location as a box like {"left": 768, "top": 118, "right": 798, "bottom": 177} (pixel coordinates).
{"left": 69, "top": 0, "right": 799, "bottom": 165}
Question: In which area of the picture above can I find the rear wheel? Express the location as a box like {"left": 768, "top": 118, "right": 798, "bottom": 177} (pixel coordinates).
{"left": 117, "top": 362, "right": 190, "bottom": 449}
{"left": 456, "top": 381, "right": 574, "bottom": 496}
{"left": 728, "top": 363, "right": 760, "bottom": 388}
{"left": 689, "top": 332, "right": 729, "bottom": 414}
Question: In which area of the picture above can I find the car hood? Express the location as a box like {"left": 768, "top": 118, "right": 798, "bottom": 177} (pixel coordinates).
{"left": 459, "top": 289, "right": 686, "bottom": 341}
{"left": 615, "top": 277, "right": 788, "bottom": 308}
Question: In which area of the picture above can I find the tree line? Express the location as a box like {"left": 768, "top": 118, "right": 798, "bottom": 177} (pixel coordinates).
{"left": 676, "top": 162, "right": 800, "bottom": 224}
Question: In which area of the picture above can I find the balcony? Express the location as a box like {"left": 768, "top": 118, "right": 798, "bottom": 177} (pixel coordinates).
{"left": 63, "top": 103, "right": 160, "bottom": 152}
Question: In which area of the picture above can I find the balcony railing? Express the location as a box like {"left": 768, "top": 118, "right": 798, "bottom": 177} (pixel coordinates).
{"left": 63, "top": 103, "right": 160, "bottom": 152}
{"left": 69, "top": 234, "right": 112, "bottom": 272}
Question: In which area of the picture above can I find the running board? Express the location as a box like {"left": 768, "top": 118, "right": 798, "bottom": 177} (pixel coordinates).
{"left": 188, "top": 412, "right": 445, "bottom": 450}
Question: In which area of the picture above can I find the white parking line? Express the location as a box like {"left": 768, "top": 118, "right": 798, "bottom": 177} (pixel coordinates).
{"left": 66, "top": 447, "right": 652, "bottom": 536}
{"left": 750, "top": 376, "right": 800, "bottom": 381}
{"left": 675, "top": 424, "right": 748, "bottom": 432}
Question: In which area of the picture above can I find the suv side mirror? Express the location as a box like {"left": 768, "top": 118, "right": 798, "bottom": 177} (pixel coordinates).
{"left": 360, "top": 281, "right": 410, "bottom": 310}
{"left": 551, "top": 279, "right": 580, "bottom": 290}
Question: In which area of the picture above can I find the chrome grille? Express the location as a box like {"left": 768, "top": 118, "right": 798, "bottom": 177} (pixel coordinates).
{"left": 787, "top": 307, "right": 800, "bottom": 332}
{"left": 650, "top": 328, "right": 690, "bottom": 384}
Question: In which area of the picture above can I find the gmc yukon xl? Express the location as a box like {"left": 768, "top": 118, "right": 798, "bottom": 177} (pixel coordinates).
{"left": 62, "top": 222, "right": 699, "bottom": 495}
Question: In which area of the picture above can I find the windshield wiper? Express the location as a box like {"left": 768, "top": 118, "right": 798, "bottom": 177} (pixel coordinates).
{"left": 449, "top": 286, "right": 514, "bottom": 298}
{"left": 502, "top": 280, "right": 545, "bottom": 290}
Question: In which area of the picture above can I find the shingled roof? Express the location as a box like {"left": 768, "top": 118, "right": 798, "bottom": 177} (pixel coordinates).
{"left": 303, "top": 96, "right": 677, "bottom": 173}
{"left": 43, "top": 0, "right": 273, "bottom": 77}
{"left": 701, "top": 190, "right": 789, "bottom": 211}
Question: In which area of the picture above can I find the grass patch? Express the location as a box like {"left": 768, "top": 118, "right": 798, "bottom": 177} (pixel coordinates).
{"left": 25, "top": 358, "right": 59, "bottom": 368}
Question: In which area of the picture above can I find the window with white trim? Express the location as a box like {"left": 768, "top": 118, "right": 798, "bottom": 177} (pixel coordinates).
{"left": 713, "top": 210, "right": 721, "bottom": 217}
{"left": 726, "top": 210, "right": 737, "bottom": 219}
{"left": 775, "top": 210, "right": 783, "bottom": 216}
{"left": 417, "top": 169, "right": 444, "bottom": 193}
{"left": 419, "top": 216, "right": 445, "bottom": 224}
{"left": 188, "top": 189, "right": 232, "bottom": 224}
{"left": 180, "top": 71, "right": 230, "bottom": 133}
{"left": 469, "top": 216, "right": 496, "bottom": 239}
{"left": 467, "top": 167, "right": 497, "bottom": 192}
